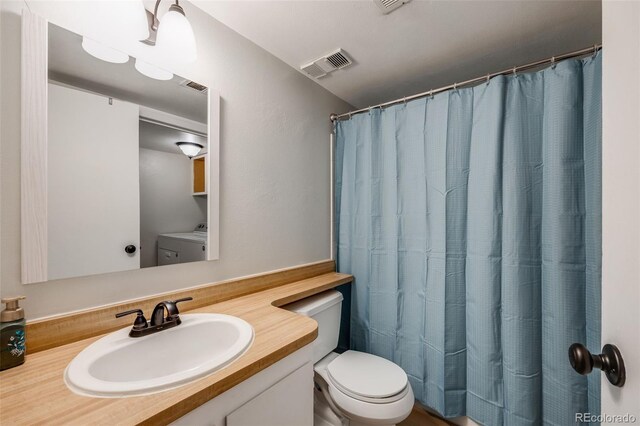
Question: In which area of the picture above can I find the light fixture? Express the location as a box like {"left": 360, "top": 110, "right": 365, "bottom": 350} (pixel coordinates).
{"left": 135, "top": 59, "right": 174, "bottom": 81}
{"left": 122, "top": 0, "right": 151, "bottom": 42}
{"left": 176, "top": 142, "right": 203, "bottom": 158}
{"left": 79, "top": 1, "right": 149, "bottom": 46}
{"left": 82, "top": 37, "right": 130, "bottom": 64}
{"left": 142, "top": 0, "right": 197, "bottom": 64}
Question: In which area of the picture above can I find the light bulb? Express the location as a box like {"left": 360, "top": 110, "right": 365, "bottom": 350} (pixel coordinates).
{"left": 135, "top": 59, "right": 174, "bottom": 81}
{"left": 176, "top": 142, "right": 203, "bottom": 158}
{"left": 82, "top": 37, "right": 130, "bottom": 64}
{"left": 155, "top": 4, "right": 197, "bottom": 64}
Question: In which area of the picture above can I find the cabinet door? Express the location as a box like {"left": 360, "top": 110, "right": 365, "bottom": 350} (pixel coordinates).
{"left": 192, "top": 155, "right": 206, "bottom": 194}
{"left": 226, "top": 362, "right": 313, "bottom": 426}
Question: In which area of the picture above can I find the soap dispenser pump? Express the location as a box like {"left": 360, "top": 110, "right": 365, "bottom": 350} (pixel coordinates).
{"left": 1, "top": 296, "right": 26, "bottom": 371}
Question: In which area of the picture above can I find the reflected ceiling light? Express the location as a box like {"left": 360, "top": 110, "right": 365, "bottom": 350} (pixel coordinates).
{"left": 142, "top": 0, "right": 197, "bottom": 64}
{"left": 176, "top": 142, "right": 203, "bottom": 158}
{"left": 81, "top": 37, "right": 130, "bottom": 64}
{"left": 134, "top": 59, "right": 174, "bottom": 81}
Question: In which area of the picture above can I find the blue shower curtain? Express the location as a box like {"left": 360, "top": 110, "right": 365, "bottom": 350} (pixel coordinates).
{"left": 335, "top": 52, "right": 601, "bottom": 425}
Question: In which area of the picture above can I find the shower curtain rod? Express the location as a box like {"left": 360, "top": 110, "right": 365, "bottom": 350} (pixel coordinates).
{"left": 330, "top": 44, "right": 602, "bottom": 122}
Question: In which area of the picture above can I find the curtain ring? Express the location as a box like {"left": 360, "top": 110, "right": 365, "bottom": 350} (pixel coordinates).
{"left": 403, "top": 97, "right": 407, "bottom": 106}
{"left": 429, "top": 89, "right": 434, "bottom": 99}
{"left": 593, "top": 45, "right": 598, "bottom": 58}
{"left": 512, "top": 66, "right": 517, "bottom": 76}
{"left": 453, "top": 82, "right": 458, "bottom": 93}
{"left": 348, "top": 112, "right": 352, "bottom": 119}
{"left": 551, "top": 56, "right": 556, "bottom": 69}
{"left": 486, "top": 74, "right": 490, "bottom": 85}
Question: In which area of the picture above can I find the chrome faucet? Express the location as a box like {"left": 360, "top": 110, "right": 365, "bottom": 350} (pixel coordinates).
{"left": 116, "top": 297, "right": 193, "bottom": 337}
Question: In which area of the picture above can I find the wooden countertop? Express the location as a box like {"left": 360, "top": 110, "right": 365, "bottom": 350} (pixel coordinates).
{"left": 0, "top": 271, "right": 352, "bottom": 425}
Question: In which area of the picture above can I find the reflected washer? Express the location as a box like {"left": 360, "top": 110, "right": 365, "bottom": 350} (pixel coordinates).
{"left": 157, "top": 223, "right": 207, "bottom": 265}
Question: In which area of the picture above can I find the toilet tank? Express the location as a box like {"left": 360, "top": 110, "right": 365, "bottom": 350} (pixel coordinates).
{"left": 284, "top": 290, "right": 343, "bottom": 363}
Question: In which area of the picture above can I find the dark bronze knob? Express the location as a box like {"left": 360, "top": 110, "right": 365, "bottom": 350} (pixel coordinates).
{"left": 569, "top": 343, "right": 626, "bottom": 387}
{"left": 124, "top": 244, "right": 137, "bottom": 254}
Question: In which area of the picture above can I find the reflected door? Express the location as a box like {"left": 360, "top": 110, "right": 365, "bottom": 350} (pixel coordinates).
{"left": 48, "top": 83, "right": 140, "bottom": 279}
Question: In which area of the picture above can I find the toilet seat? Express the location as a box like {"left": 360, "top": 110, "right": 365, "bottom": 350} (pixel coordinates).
{"left": 326, "top": 381, "right": 415, "bottom": 425}
{"left": 328, "top": 374, "right": 411, "bottom": 404}
{"left": 314, "top": 351, "right": 415, "bottom": 425}
{"left": 327, "top": 350, "right": 409, "bottom": 404}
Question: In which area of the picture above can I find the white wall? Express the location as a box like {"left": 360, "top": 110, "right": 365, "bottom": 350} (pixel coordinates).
{"left": 139, "top": 147, "right": 207, "bottom": 268}
{"left": 601, "top": 0, "right": 640, "bottom": 420}
{"left": 0, "top": 1, "right": 352, "bottom": 319}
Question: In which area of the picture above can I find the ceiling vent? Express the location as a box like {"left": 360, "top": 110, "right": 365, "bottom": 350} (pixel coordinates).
{"left": 301, "top": 49, "right": 353, "bottom": 79}
{"left": 180, "top": 79, "right": 208, "bottom": 94}
{"left": 374, "top": 0, "right": 411, "bottom": 14}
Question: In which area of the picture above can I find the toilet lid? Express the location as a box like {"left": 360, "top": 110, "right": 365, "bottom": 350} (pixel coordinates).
{"left": 327, "top": 351, "right": 408, "bottom": 400}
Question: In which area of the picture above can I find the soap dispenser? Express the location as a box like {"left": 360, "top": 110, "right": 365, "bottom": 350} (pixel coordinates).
{"left": 1, "top": 296, "right": 26, "bottom": 371}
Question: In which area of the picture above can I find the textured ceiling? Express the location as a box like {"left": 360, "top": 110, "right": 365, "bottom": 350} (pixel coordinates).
{"left": 193, "top": 0, "right": 601, "bottom": 109}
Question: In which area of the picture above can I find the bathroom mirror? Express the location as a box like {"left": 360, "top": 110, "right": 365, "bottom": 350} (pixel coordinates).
{"left": 21, "top": 15, "right": 220, "bottom": 283}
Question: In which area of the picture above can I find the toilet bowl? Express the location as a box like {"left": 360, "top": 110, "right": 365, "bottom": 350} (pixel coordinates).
{"left": 285, "top": 291, "right": 414, "bottom": 426}
{"left": 314, "top": 351, "right": 415, "bottom": 426}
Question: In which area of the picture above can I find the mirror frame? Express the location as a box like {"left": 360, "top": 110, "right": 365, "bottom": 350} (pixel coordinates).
{"left": 20, "top": 10, "right": 220, "bottom": 284}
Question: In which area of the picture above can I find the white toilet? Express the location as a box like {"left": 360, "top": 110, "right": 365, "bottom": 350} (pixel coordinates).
{"left": 285, "top": 290, "right": 414, "bottom": 426}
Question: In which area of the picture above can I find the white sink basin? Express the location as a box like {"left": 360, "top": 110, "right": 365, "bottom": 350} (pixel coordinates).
{"left": 64, "top": 314, "right": 254, "bottom": 397}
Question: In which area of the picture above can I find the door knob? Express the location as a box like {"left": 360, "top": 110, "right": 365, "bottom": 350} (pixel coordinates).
{"left": 124, "top": 244, "right": 137, "bottom": 254}
{"left": 569, "top": 343, "right": 626, "bottom": 387}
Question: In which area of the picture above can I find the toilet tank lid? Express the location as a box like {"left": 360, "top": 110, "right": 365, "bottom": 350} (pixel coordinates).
{"left": 283, "top": 290, "right": 343, "bottom": 317}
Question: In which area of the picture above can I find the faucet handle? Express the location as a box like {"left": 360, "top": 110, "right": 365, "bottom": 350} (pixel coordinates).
{"left": 165, "top": 297, "right": 193, "bottom": 320}
{"left": 172, "top": 297, "right": 193, "bottom": 309}
{"left": 115, "top": 309, "right": 148, "bottom": 331}
{"left": 166, "top": 297, "right": 192, "bottom": 318}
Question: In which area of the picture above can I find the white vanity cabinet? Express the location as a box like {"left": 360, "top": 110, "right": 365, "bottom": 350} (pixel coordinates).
{"left": 171, "top": 344, "right": 313, "bottom": 426}
{"left": 226, "top": 363, "right": 312, "bottom": 426}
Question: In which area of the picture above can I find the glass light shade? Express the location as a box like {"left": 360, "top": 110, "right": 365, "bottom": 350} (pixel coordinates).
{"left": 176, "top": 142, "right": 203, "bottom": 158}
{"left": 155, "top": 6, "right": 197, "bottom": 63}
{"left": 82, "top": 1, "right": 149, "bottom": 44}
{"left": 135, "top": 59, "right": 174, "bottom": 81}
{"left": 118, "top": 0, "right": 150, "bottom": 41}
{"left": 82, "top": 37, "right": 130, "bottom": 64}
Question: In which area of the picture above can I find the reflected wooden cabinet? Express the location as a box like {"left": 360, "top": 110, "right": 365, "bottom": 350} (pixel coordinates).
{"left": 192, "top": 154, "right": 206, "bottom": 196}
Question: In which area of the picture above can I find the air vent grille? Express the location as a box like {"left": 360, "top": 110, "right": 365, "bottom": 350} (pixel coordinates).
{"left": 180, "top": 79, "right": 208, "bottom": 93}
{"left": 374, "top": 0, "right": 411, "bottom": 14}
{"left": 381, "top": 0, "right": 400, "bottom": 7}
{"left": 301, "top": 62, "right": 328, "bottom": 79}
{"left": 300, "top": 49, "right": 353, "bottom": 79}
{"left": 326, "top": 51, "right": 351, "bottom": 69}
